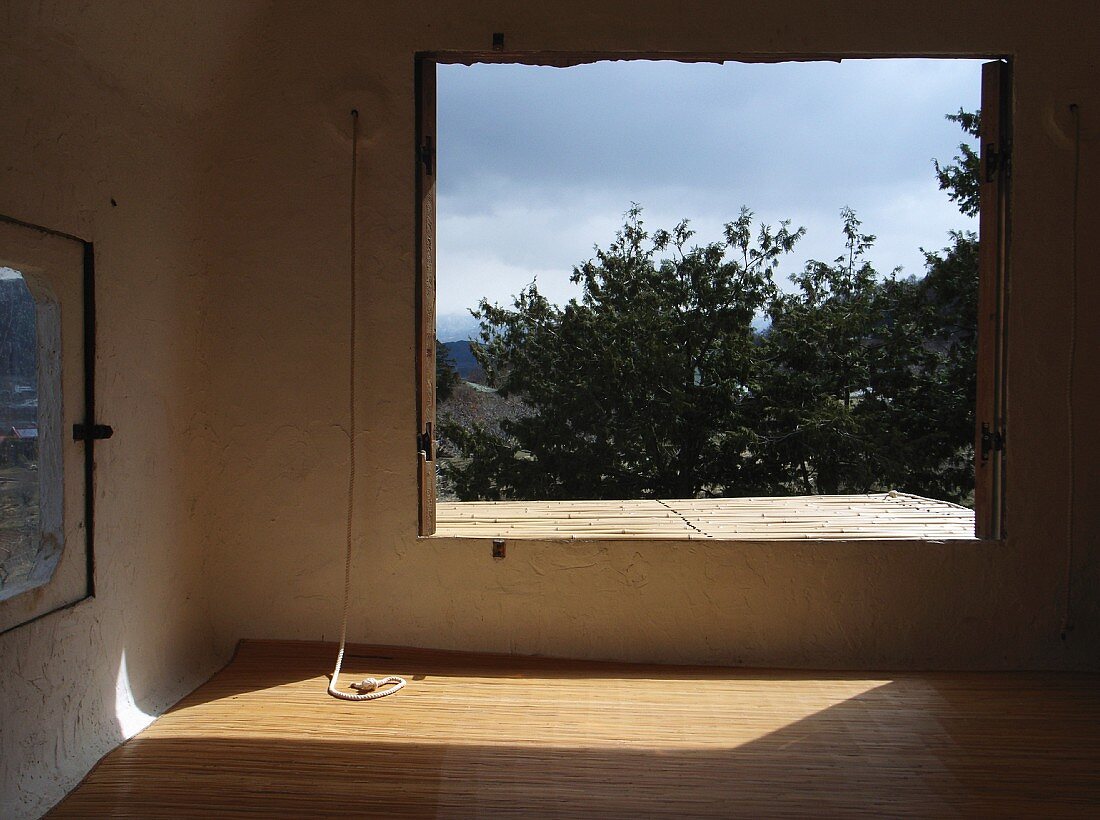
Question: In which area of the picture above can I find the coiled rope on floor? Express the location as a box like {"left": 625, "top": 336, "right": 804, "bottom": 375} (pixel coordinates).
{"left": 327, "top": 108, "right": 406, "bottom": 702}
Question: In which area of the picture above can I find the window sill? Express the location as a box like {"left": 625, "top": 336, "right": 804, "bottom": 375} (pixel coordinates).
{"left": 429, "top": 493, "right": 977, "bottom": 541}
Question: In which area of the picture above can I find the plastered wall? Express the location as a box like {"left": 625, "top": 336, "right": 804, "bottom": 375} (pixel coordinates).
{"left": 0, "top": 3, "right": 252, "bottom": 816}
{"left": 198, "top": 0, "right": 1100, "bottom": 670}
{"left": 1, "top": 1, "right": 1098, "bottom": 816}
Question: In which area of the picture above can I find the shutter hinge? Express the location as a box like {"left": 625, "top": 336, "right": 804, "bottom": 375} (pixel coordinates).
{"left": 985, "top": 144, "right": 1010, "bottom": 182}
{"left": 984, "top": 145, "right": 999, "bottom": 182}
{"left": 980, "top": 422, "right": 1005, "bottom": 460}
{"left": 419, "top": 135, "right": 434, "bottom": 176}
{"left": 73, "top": 423, "right": 113, "bottom": 442}
{"left": 418, "top": 421, "right": 435, "bottom": 461}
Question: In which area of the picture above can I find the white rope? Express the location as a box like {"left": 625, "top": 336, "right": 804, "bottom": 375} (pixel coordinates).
{"left": 327, "top": 108, "right": 406, "bottom": 701}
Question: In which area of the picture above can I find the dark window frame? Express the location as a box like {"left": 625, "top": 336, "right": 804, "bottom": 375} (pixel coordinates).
{"left": 0, "top": 213, "right": 98, "bottom": 634}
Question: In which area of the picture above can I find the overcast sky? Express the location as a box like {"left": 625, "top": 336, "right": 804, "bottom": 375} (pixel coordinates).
{"left": 436, "top": 59, "right": 982, "bottom": 341}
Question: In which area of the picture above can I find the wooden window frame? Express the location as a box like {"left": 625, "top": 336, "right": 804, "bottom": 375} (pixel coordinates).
{"left": 416, "top": 57, "right": 437, "bottom": 536}
{"left": 974, "top": 59, "right": 1011, "bottom": 540}
{"left": 416, "top": 53, "right": 1010, "bottom": 541}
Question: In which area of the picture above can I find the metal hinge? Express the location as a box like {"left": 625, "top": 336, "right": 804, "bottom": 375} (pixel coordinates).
{"left": 419, "top": 136, "right": 434, "bottom": 176}
{"left": 984, "top": 146, "right": 999, "bottom": 182}
{"left": 980, "top": 422, "right": 1005, "bottom": 460}
{"left": 985, "top": 144, "right": 1011, "bottom": 182}
{"left": 418, "top": 422, "right": 434, "bottom": 461}
{"left": 72, "top": 423, "right": 113, "bottom": 442}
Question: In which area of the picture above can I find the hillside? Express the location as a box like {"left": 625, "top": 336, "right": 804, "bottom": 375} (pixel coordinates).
{"left": 441, "top": 340, "right": 482, "bottom": 380}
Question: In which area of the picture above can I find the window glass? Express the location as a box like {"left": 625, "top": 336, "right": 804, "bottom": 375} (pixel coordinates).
{"left": 0, "top": 221, "right": 89, "bottom": 631}
{"left": 0, "top": 267, "right": 55, "bottom": 600}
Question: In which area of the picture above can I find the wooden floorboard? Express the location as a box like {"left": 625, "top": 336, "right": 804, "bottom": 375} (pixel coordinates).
{"left": 51, "top": 640, "right": 1100, "bottom": 817}
{"left": 436, "top": 492, "right": 976, "bottom": 540}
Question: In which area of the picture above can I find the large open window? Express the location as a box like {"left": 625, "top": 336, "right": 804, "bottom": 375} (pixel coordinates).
{"left": 416, "top": 55, "right": 1009, "bottom": 541}
{"left": 0, "top": 217, "right": 97, "bottom": 633}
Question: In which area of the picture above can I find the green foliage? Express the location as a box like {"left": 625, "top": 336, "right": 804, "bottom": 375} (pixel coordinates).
{"left": 750, "top": 208, "right": 889, "bottom": 495}
{"left": 442, "top": 112, "right": 981, "bottom": 505}
{"left": 934, "top": 109, "right": 981, "bottom": 218}
{"left": 752, "top": 219, "right": 977, "bottom": 501}
{"left": 435, "top": 340, "right": 461, "bottom": 404}
{"left": 441, "top": 205, "right": 804, "bottom": 500}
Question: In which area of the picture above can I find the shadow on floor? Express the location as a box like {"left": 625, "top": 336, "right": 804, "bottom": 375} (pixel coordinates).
{"left": 51, "top": 671, "right": 1100, "bottom": 817}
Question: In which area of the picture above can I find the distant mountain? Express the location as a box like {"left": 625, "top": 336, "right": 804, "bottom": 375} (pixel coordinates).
{"left": 441, "top": 340, "right": 481, "bottom": 380}
{"left": 436, "top": 312, "right": 480, "bottom": 343}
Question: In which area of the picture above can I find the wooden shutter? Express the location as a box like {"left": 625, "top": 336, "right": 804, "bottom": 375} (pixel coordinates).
{"left": 416, "top": 56, "right": 437, "bottom": 536}
{"left": 975, "top": 60, "right": 1010, "bottom": 539}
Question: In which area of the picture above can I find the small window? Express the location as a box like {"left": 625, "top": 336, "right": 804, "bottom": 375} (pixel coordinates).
{"left": 416, "top": 55, "right": 1010, "bottom": 541}
{"left": 0, "top": 267, "right": 58, "bottom": 598}
{"left": 0, "top": 218, "right": 93, "bottom": 633}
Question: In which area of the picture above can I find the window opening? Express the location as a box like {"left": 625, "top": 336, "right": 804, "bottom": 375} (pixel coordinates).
{"left": 0, "top": 216, "right": 97, "bottom": 633}
{"left": 417, "top": 56, "right": 1009, "bottom": 540}
{"left": 0, "top": 267, "right": 55, "bottom": 598}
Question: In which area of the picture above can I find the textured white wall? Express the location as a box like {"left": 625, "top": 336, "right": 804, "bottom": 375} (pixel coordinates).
{"left": 198, "top": 0, "right": 1100, "bottom": 671}
{"left": 0, "top": 3, "right": 255, "bottom": 816}
{"left": 1, "top": 1, "right": 1098, "bottom": 817}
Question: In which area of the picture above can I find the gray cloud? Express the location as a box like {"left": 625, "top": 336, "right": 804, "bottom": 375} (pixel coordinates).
{"left": 437, "top": 58, "right": 981, "bottom": 336}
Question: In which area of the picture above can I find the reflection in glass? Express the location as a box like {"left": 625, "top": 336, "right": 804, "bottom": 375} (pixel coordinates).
{"left": 0, "top": 267, "right": 41, "bottom": 597}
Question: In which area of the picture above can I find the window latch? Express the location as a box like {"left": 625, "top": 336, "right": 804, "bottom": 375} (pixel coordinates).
{"left": 419, "top": 136, "right": 434, "bottom": 176}
{"left": 418, "top": 422, "right": 434, "bottom": 461}
{"left": 980, "top": 422, "right": 1005, "bottom": 460}
{"left": 72, "top": 423, "right": 113, "bottom": 442}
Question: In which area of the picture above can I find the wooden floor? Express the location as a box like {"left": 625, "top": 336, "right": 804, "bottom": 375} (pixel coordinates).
{"left": 437, "top": 492, "right": 975, "bottom": 540}
{"left": 51, "top": 641, "right": 1099, "bottom": 817}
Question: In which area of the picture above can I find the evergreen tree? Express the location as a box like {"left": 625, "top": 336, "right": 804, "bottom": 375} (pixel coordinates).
{"left": 441, "top": 206, "right": 802, "bottom": 500}
{"left": 435, "top": 340, "right": 461, "bottom": 403}
{"left": 441, "top": 111, "right": 982, "bottom": 505}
